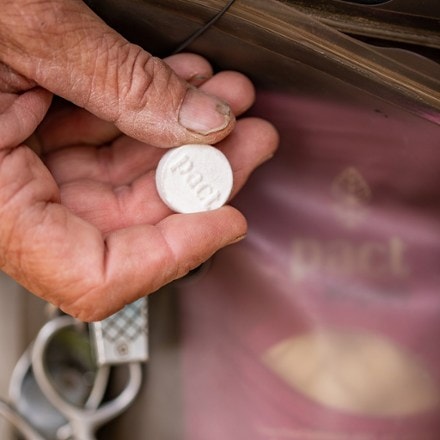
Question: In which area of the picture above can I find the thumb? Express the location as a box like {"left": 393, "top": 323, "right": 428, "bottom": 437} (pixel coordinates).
{"left": 0, "top": 0, "right": 234, "bottom": 147}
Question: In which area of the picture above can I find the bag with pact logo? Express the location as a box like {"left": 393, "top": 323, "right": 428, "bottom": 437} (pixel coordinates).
{"left": 86, "top": 1, "right": 440, "bottom": 438}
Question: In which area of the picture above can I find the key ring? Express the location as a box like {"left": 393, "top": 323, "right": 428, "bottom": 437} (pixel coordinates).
{"left": 31, "top": 315, "right": 143, "bottom": 440}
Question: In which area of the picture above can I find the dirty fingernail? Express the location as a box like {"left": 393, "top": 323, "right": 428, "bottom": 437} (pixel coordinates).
{"left": 178, "top": 88, "right": 232, "bottom": 135}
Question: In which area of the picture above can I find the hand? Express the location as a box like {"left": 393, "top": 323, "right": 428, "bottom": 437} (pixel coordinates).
{"left": 0, "top": 1, "right": 278, "bottom": 321}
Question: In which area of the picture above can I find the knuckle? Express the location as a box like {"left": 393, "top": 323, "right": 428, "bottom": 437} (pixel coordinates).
{"left": 85, "top": 41, "right": 164, "bottom": 123}
{"left": 113, "top": 47, "right": 175, "bottom": 118}
{"left": 116, "top": 46, "right": 156, "bottom": 107}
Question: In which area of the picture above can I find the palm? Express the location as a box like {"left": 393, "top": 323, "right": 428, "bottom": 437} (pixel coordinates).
{"left": 40, "top": 105, "right": 174, "bottom": 233}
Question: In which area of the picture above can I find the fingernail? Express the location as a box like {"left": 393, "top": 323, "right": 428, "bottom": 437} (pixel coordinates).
{"left": 229, "top": 234, "right": 247, "bottom": 245}
{"left": 179, "top": 87, "right": 232, "bottom": 135}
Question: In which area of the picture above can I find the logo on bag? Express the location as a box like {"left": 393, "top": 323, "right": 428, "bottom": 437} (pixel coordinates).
{"left": 290, "top": 167, "right": 410, "bottom": 283}
{"left": 331, "top": 167, "right": 371, "bottom": 229}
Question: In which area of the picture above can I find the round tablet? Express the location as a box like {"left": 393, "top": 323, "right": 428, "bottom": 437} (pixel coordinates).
{"left": 155, "top": 144, "right": 233, "bottom": 214}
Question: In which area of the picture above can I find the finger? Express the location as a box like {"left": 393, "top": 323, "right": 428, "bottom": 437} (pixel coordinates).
{"left": 57, "top": 172, "right": 169, "bottom": 233}
{"left": 0, "top": 1, "right": 234, "bottom": 148}
{"left": 39, "top": 53, "right": 216, "bottom": 152}
{"left": 45, "top": 141, "right": 163, "bottom": 189}
{"left": 55, "top": 118, "right": 278, "bottom": 233}
{"left": 0, "top": 144, "right": 246, "bottom": 321}
{"left": 0, "top": 61, "right": 36, "bottom": 94}
{"left": 38, "top": 103, "right": 121, "bottom": 152}
{"left": 199, "top": 71, "right": 256, "bottom": 116}
{"left": 217, "top": 117, "right": 279, "bottom": 197}
{"left": 164, "top": 53, "right": 213, "bottom": 86}
{"left": 0, "top": 87, "right": 52, "bottom": 150}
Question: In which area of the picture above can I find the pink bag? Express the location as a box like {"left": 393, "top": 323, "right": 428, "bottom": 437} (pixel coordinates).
{"left": 178, "top": 90, "right": 440, "bottom": 439}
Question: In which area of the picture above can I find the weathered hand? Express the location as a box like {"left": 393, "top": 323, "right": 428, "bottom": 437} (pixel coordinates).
{"left": 0, "top": 2, "right": 278, "bottom": 321}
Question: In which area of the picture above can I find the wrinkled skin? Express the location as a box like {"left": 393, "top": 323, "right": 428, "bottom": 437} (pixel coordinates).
{"left": 0, "top": 0, "right": 278, "bottom": 321}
